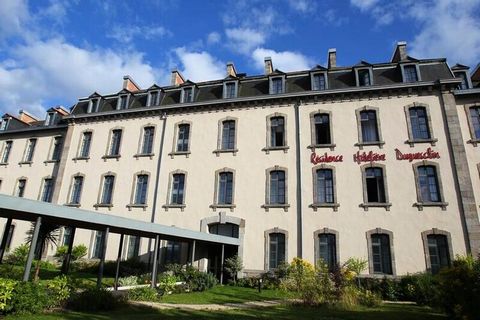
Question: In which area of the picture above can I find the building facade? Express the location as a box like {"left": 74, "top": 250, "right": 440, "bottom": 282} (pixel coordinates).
{"left": 1, "top": 42, "right": 480, "bottom": 277}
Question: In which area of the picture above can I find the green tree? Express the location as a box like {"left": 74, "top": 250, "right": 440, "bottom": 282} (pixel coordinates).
{"left": 224, "top": 255, "right": 243, "bottom": 284}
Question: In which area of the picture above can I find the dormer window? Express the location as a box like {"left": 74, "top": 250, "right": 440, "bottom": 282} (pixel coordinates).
{"left": 270, "top": 76, "right": 285, "bottom": 94}
{"left": 45, "top": 112, "right": 56, "bottom": 126}
{"left": 223, "top": 82, "right": 237, "bottom": 99}
{"left": 311, "top": 72, "right": 327, "bottom": 91}
{"left": 117, "top": 95, "right": 129, "bottom": 110}
{"left": 181, "top": 87, "right": 194, "bottom": 103}
{"left": 87, "top": 98, "right": 100, "bottom": 113}
{"left": 401, "top": 64, "right": 421, "bottom": 83}
{"left": 0, "top": 119, "right": 9, "bottom": 131}
{"left": 148, "top": 91, "right": 161, "bottom": 106}
{"left": 356, "top": 69, "right": 372, "bottom": 87}
{"left": 454, "top": 71, "right": 471, "bottom": 90}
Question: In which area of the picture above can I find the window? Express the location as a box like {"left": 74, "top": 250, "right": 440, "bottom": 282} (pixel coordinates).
{"left": 88, "top": 98, "right": 100, "bottom": 113}
{"left": 269, "top": 233, "right": 285, "bottom": 269}
{"left": 270, "top": 170, "right": 286, "bottom": 204}
{"left": 365, "top": 167, "right": 386, "bottom": 203}
{"left": 409, "top": 107, "right": 430, "bottom": 140}
{"left": 0, "top": 119, "right": 9, "bottom": 131}
{"left": 224, "top": 82, "right": 237, "bottom": 99}
{"left": 100, "top": 175, "right": 115, "bottom": 205}
{"left": 270, "top": 116, "right": 285, "bottom": 147}
{"left": 417, "top": 166, "right": 440, "bottom": 202}
{"left": 403, "top": 65, "right": 418, "bottom": 82}
{"left": 176, "top": 124, "right": 190, "bottom": 152}
{"left": 371, "top": 234, "right": 393, "bottom": 274}
{"left": 92, "top": 231, "right": 104, "bottom": 259}
{"left": 217, "top": 172, "right": 233, "bottom": 205}
{"left": 16, "top": 179, "right": 26, "bottom": 197}
{"left": 24, "top": 138, "right": 37, "bottom": 162}
{"left": 314, "top": 114, "right": 331, "bottom": 145}
{"left": 51, "top": 137, "right": 63, "bottom": 161}
{"left": 312, "top": 73, "right": 327, "bottom": 90}
{"left": 360, "top": 110, "right": 379, "bottom": 142}
{"left": 469, "top": 107, "right": 480, "bottom": 140}
{"left": 62, "top": 227, "right": 72, "bottom": 246}
{"left": 209, "top": 223, "right": 239, "bottom": 238}
{"left": 221, "top": 120, "right": 235, "bottom": 150}
{"left": 171, "top": 173, "right": 185, "bottom": 205}
{"left": 318, "top": 233, "right": 337, "bottom": 271}
{"left": 270, "top": 77, "right": 284, "bottom": 94}
{"left": 182, "top": 87, "right": 193, "bottom": 103}
{"left": 165, "top": 241, "right": 181, "bottom": 264}
{"left": 427, "top": 235, "right": 450, "bottom": 274}
{"left": 41, "top": 178, "right": 54, "bottom": 202}
{"left": 455, "top": 72, "right": 470, "bottom": 90}
{"left": 148, "top": 91, "right": 160, "bottom": 106}
{"left": 79, "top": 132, "right": 92, "bottom": 158}
{"left": 134, "top": 174, "right": 148, "bottom": 205}
{"left": 357, "top": 69, "right": 371, "bottom": 86}
{"left": 45, "top": 112, "right": 56, "bottom": 126}
{"left": 1, "top": 141, "right": 12, "bottom": 163}
{"left": 70, "top": 176, "right": 83, "bottom": 205}
{"left": 316, "top": 169, "right": 334, "bottom": 204}
{"left": 5, "top": 224, "right": 15, "bottom": 251}
{"left": 108, "top": 130, "right": 122, "bottom": 156}
{"left": 117, "top": 95, "right": 128, "bottom": 110}
{"left": 126, "top": 236, "right": 140, "bottom": 259}
{"left": 141, "top": 126, "right": 155, "bottom": 154}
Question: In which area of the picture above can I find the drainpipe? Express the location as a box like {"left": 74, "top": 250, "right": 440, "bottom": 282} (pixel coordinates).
{"left": 294, "top": 101, "right": 303, "bottom": 258}
{"left": 148, "top": 112, "right": 168, "bottom": 266}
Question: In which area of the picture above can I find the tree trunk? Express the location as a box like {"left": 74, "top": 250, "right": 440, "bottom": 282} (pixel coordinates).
{"left": 33, "top": 241, "right": 46, "bottom": 282}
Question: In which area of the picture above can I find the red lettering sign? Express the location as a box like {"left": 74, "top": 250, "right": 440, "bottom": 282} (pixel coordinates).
{"left": 395, "top": 148, "right": 440, "bottom": 162}
{"left": 310, "top": 152, "right": 343, "bottom": 164}
{"left": 353, "top": 151, "right": 386, "bottom": 164}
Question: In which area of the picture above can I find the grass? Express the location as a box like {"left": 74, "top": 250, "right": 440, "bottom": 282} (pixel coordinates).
{"left": 5, "top": 303, "right": 447, "bottom": 320}
{"left": 161, "top": 285, "right": 294, "bottom": 304}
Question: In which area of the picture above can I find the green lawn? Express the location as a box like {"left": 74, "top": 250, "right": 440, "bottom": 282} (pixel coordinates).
{"left": 6, "top": 303, "right": 446, "bottom": 320}
{"left": 160, "top": 285, "right": 294, "bottom": 304}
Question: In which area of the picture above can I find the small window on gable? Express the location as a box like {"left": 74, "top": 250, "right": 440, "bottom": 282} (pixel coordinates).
{"left": 182, "top": 87, "right": 194, "bottom": 103}
{"left": 224, "top": 82, "right": 237, "bottom": 99}
{"left": 312, "top": 73, "right": 327, "bottom": 91}
{"left": 0, "top": 119, "right": 9, "bottom": 131}
{"left": 88, "top": 98, "right": 100, "bottom": 113}
{"left": 403, "top": 65, "right": 419, "bottom": 83}
{"left": 45, "top": 112, "right": 57, "bottom": 126}
{"left": 357, "top": 69, "right": 372, "bottom": 86}
{"left": 454, "top": 72, "right": 470, "bottom": 90}
{"left": 117, "top": 95, "right": 129, "bottom": 110}
{"left": 270, "top": 77, "right": 284, "bottom": 94}
{"left": 148, "top": 91, "right": 160, "bottom": 106}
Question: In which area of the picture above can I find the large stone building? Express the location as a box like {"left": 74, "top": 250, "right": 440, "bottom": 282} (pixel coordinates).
{"left": 1, "top": 42, "right": 480, "bottom": 277}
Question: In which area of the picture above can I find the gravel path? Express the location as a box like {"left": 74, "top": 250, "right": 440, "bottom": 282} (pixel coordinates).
{"left": 130, "top": 299, "right": 285, "bottom": 311}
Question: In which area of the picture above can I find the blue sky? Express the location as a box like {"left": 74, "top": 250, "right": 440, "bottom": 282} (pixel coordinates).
{"left": 1, "top": 0, "right": 479, "bottom": 118}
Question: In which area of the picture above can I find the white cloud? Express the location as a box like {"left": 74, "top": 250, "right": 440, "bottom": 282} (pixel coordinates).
{"left": 0, "top": 0, "right": 29, "bottom": 40}
{"left": 287, "top": 0, "right": 316, "bottom": 13}
{"left": 252, "top": 48, "right": 312, "bottom": 72}
{"left": 225, "top": 28, "right": 266, "bottom": 54}
{"left": 350, "top": 0, "right": 380, "bottom": 11}
{"left": 207, "top": 32, "right": 221, "bottom": 45}
{"left": 108, "top": 25, "right": 171, "bottom": 44}
{"left": 174, "top": 47, "right": 225, "bottom": 82}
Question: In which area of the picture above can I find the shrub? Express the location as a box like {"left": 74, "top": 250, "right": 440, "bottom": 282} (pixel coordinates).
{"left": 190, "top": 272, "right": 217, "bottom": 292}
{"left": 71, "top": 244, "right": 87, "bottom": 261}
{"left": 337, "top": 285, "right": 360, "bottom": 310}
{"left": 157, "top": 274, "right": 177, "bottom": 294}
{"left": 398, "top": 273, "right": 437, "bottom": 305}
{"left": 0, "top": 278, "right": 17, "bottom": 313}
{"left": 224, "top": 255, "right": 243, "bottom": 283}
{"left": 118, "top": 275, "right": 139, "bottom": 287}
{"left": 10, "top": 282, "right": 50, "bottom": 314}
{"left": 45, "top": 275, "right": 70, "bottom": 307}
{"left": 358, "top": 289, "right": 382, "bottom": 307}
{"left": 236, "top": 277, "right": 259, "bottom": 288}
{"left": 4, "top": 244, "right": 29, "bottom": 265}
{"left": 138, "top": 272, "right": 152, "bottom": 285}
{"left": 67, "top": 288, "right": 122, "bottom": 312}
{"left": 127, "top": 287, "right": 159, "bottom": 301}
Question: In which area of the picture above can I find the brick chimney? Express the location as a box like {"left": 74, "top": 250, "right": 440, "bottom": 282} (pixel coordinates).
{"left": 226, "top": 62, "right": 237, "bottom": 77}
{"left": 18, "top": 110, "right": 38, "bottom": 124}
{"left": 264, "top": 57, "right": 273, "bottom": 75}
{"left": 391, "top": 41, "right": 408, "bottom": 62}
{"left": 123, "top": 75, "right": 141, "bottom": 92}
{"left": 328, "top": 48, "right": 337, "bottom": 69}
{"left": 170, "top": 69, "right": 185, "bottom": 86}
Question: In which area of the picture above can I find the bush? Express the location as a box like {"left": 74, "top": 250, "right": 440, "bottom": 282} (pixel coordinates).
{"left": 55, "top": 244, "right": 88, "bottom": 262}
{"left": 0, "top": 278, "right": 16, "bottom": 313}
{"left": 236, "top": 277, "right": 259, "bottom": 288}
{"left": 10, "top": 282, "right": 50, "bottom": 315}
{"left": 45, "top": 275, "right": 70, "bottom": 307}
{"left": 4, "top": 244, "right": 29, "bottom": 265}
{"left": 138, "top": 272, "right": 152, "bottom": 285}
{"left": 67, "top": 288, "right": 123, "bottom": 312}
{"left": 118, "top": 275, "right": 139, "bottom": 287}
{"left": 190, "top": 272, "right": 217, "bottom": 292}
{"left": 224, "top": 255, "right": 243, "bottom": 283}
{"left": 127, "top": 287, "right": 159, "bottom": 301}
{"left": 398, "top": 273, "right": 437, "bottom": 305}
{"left": 157, "top": 274, "right": 177, "bottom": 294}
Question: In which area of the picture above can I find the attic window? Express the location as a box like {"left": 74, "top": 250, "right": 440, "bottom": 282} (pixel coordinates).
{"left": 148, "top": 91, "right": 160, "bottom": 106}
{"left": 401, "top": 64, "right": 421, "bottom": 83}
{"left": 0, "top": 119, "right": 9, "bottom": 131}
{"left": 117, "top": 95, "right": 129, "bottom": 110}
{"left": 45, "top": 112, "right": 56, "bottom": 126}
{"left": 88, "top": 98, "right": 100, "bottom": 113}
{"left": 223, "top": 81, "right": 237, "bottom": 99}
{"left": 181, "top": 87, "right": 194, "bottom": 103}
{"left": 454, "top": 71, "right": 470, "bottom": 90}
{"left": 270, "top": 76, "right": 285, "bottom": 94}
{"left": 311, "top": 72, "right": 327, "bottom": 91}
{"left": 356, "top": 69, "right": 372, "bottom": 87}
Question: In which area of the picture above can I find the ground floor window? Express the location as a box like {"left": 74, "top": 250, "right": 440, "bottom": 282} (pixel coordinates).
{"left": 371, "top": 234, "right": 393, "bottom": 274}
{"left": 126, "top": 236, "right": 140, "bottom": 260}
{"left": 427, "top": 234, "right": 450, "bottom": 274}
{"left": 165, "top": 241, "right": 181, "bottom": 264}
{"left": 92, "top": 231, "right": 104, "bottom": 259}
{"left": 269, "top": 233, "right": 285, "bottom": 270}
{"left": 208, "top": 223, "right": 239, "bottom": 238}
{"left": 318, "top": 233, "right": 336, "bottom": 271}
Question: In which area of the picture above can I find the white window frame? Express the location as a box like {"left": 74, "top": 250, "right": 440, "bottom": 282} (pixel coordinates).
{"left": 181, "top": 86, "right": 195, "bottom": 103}
{"left": 269, "top": 76, "right": 286, "bottom": 94}
{"left": 355, "top": 67, "right": 374, "bottom": 87}
{"left": 87, "top": 98, "right": 100, "bottom": 113}
{"left": 116, "top": 94, "right": 130, "bottom": 110}
{"left": 147, "top": 90, "right": 161, "bottom": 107}
{"left": 310, "top": 72, "right": 328, "bottom": 91}
{"left": 223, "top": 81, "right": 238, "bottom": 99}
{"left": 400, "top": 63, "right": 422, "bottom": 83}
{"left": 453, "top": 71, "right": 472, "bottom": 90}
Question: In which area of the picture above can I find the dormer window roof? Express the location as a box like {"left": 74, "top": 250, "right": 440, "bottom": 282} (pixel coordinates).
{"left": 223, "top": 77, "right": 238, "bottom": 99}
{"left": 147, "top": 85, "right": 162, "bottom": 107}
{"left": 354, "top": 62, "right": 373, "bottom": 87}
{"left": 116, "top": 90, "right": 131, "bottom": 110}
{"left": 401, "top": 63, "right": 421, "bottom": 83}
{"left": 87, "top": 93, "right": 102, "bottom": 113}
{"left": 269, "top": 70, "right": 286, "bottom": 95}
{"left": 310, "top": 66, "right": 328, "bottom": 91}
{"left": 45, "top": 111, "right": 57, "bottom": 126}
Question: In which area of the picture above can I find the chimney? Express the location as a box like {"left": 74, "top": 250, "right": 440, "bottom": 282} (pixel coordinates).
{"left": 170, "top": 69, "right": 185, "bottom": 86}
{"left": 123, "top": 75, "right": 141, "bottom": 92}
{"left": 264, "top": 57, "right": 273, "bottom": 75}
{"left": 328, "top": 48, "right": 337, "bottom": 69}
{"left": 226, "top": 62, "right": 237, "bottom": 77}
{"left": 18, "top": 110, "right": 38, "bottom": 124}
{"left": 391, "top": 41, "right": 407, "bottom": 62}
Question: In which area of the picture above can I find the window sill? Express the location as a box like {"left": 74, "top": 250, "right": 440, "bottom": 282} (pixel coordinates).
{"left": 44, "top": 159, "right": 60, "bottom": 164}
{"left": 134, "top": 153, "right": 155, "bottom": 159}
{"left": 213, "top": 149, "right": 238, "bottom": 156}
{"left": 210, "top": 204, "right": 236, "bottom": 212}
{"left": 359, "top": 202, "right": 392, "bottom": 211}
{"left": 64, "top": 203, "right": 81, "bottom": 208}
{"left": 310, "top": 203, "right": 340, "bottom": 212}
{"left": 262, "top": 146, "right": 290, "bottom": 154}
{"left": 414, "top": 202, "right": 448, "bottom": 211}
{"left": 307, "top": 144, "right": 336, "bottom": 151}
{"left": 127, "top": 204, "right": 148, "bottom": 211}
{"left": 354, "top": 141, "right": 385, "bottom": 149}
{"left": 0, "top": 162, "right": 8, "bottom": 166}
{"left": 94, "top": 203, "right": 113, "bottom": 210}
{"left": 102, "top": 155, "right": 121, "bottom": 161}
{"left": 405, "top": 138, "right": 438, "bottom": 147}
{"left": 18, "top": 161, "right": 33, "bottom": 166}
{"left": 261, "top": 204, "right": 290, "bottom": 212}
{"left": 467, "top": 139, "right": 480, "bottom": 147}
{"left": 168, "top": 151, "right": 191, "bottom": 158}
{"left": 72, "top": 156, "right": 90, "bottom": 162}
{"left": 162, "top": 204, "right": 186, "bottom": 211}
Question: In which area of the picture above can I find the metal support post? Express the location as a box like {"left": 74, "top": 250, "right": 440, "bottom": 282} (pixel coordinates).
{"left": 151, "top": 235, "right": 160, "bottom": 288}
{"left": 0, "top": 218, "right": 13, "bottom": 263}
{"left": 190, "top": 240, "right": 196, "bottom": 266}
{"left": 114, "top": 234, "right": 124, "bottom": 290}
{"left": 96, "top": 227, "right": 110, "bottom": 288}
{"left": 23, "top": 216, "right": 42, "bottom": 282}
{"left": 220, "top": 244, "right": 225, "bottom": 285}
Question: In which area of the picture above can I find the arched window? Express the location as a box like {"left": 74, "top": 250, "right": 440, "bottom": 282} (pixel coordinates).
{"left": 221, "top": 120, "right": 236, "bottom": 150}
{"left": 171, "top": 173, "right": 185, "bottom": 205}
{"left": 176, "top": 124, "right": 190, "bottom": 152}
{"left": 370, "top": 233, "right": 393, "bottom": 275}
{"left": 314, "top": 114, "right": 331, "bottom": 145}
{"left": 270, "top": 117, "right": 285, "bottom": 147}
{"left": 218, "top": 172, "right": 233, "bottom": 205}
{"left": 318, "top": 233, "right": 336, "bottom": 271}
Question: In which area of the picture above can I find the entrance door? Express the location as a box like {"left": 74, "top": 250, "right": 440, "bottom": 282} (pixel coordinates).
{"left": 207, "top": 223, "right": 239, "bottom": 280}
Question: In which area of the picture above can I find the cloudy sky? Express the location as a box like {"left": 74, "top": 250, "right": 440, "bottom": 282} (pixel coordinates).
{"left": 1, "top": 0, "right": 479, "bottom": 118}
